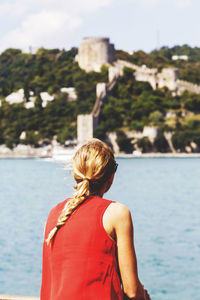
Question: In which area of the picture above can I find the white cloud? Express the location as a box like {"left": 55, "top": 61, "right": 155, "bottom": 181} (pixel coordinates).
{"left": 0, "top": 0, "right": 112, "bottom": 52}
{"left": 139, "top": 0, "right": 159, "bottom": 8}
{"left": 1, "top": 11, "right": 81, "bottom": 50}
{"left": 175, "top": 0, "right": 193, "bottom": 7}
{"left": 127, "top": 0, "right": 193, "bottom": 8}
{"left": 126, "top": 0, "right": 159, "bottom": 8}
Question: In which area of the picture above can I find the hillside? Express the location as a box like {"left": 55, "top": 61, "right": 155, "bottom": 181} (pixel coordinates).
{"left": 1, "top": 45, "right": 200, "bottom": 153}
{"left": 0, "top": 48, "right": 107, "bottom": 148}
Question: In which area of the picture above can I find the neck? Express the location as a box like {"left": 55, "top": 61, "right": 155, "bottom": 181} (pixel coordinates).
{"left": 91, "top": 192, "right": 103, "bottom": 197}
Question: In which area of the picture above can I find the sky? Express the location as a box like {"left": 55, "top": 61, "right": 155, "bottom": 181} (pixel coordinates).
{"left": 0, "top": 0, "right": 199, "bottom": 53}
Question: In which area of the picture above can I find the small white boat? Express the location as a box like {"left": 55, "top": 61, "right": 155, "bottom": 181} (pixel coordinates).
{"left": 52, "top": 146, "right": 76, "bottom": 162}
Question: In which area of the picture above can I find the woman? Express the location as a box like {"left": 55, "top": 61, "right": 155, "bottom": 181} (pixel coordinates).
{"left": 41, "top": 138, "right": 151, "bottom": 300}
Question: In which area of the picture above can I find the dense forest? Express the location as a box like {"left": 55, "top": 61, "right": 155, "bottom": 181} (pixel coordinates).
{"left": 0, "top": 45, "right": 200, "bottom": 153}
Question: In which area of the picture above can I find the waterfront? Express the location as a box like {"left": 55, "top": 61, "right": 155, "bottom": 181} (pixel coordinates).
{"left": 0, "top": 158, "right": 200, "bottom": 300}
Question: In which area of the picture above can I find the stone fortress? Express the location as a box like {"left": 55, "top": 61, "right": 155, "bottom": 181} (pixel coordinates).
{"left": 75, "top": 37, "right": 115, "bottom": 72}
{"left": 76, "top": 37, "right": 200, "bottom": 146}
{"left": 109, "top": 60, "right": 200, "bottom": 95}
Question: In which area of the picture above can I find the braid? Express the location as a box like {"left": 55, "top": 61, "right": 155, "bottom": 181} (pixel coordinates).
{"left": 46, "top": 179, "right": 90, "bottom": 246}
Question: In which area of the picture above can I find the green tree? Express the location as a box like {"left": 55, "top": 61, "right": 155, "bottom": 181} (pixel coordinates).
{"left": 116, "top": 131, "right": 133, "bottom": 153}
{"left": 137, "top": 137, "right": 152, "bottom": 153}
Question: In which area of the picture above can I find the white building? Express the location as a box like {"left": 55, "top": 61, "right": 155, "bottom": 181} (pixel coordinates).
{"left": 5, "top": 89, "right": 25, "bottom": 104}
{"left": 40, "top": 92, "right": 54, "bottom": 107}
{"left": 20, "top": 131, "right": 26, "bottom": 140}
{"left": 60, "top": 87, "right": 77, "bottom": 101}
{"left": 172, "top": 55, "right": 188, "bottom": 61}
{"left": 24, "top": 101, "right": 35, "bottom": 109}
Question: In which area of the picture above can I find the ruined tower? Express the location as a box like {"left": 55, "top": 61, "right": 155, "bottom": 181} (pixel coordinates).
{"left": 76, "top": 37, "right": 115, "bottom": 72}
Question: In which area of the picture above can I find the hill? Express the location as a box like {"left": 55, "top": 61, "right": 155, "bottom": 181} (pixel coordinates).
{"left": 1, "top": 45, "right": 200, "bottom": 153}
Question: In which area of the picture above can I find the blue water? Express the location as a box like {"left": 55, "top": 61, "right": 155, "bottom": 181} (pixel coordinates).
{"left": 0, "top": 158, "right": 200, "bottom": 299}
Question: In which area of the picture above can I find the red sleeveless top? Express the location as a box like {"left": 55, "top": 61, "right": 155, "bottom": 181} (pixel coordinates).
{"left": 40, "top": 196, "right": 124, "bottom": 300}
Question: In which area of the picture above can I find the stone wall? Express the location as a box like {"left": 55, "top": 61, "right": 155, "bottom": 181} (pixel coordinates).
{"left": 77, "top": 76, "right": 118, "bottom": 145}
{"left": 92, "top": 83, "right": 107, "bottom": 118}
{"left": 177, "top": 79, "right": 200, "bottom": 95}
{"left": 109, "top": 60, "right": 181, "bottom": 92}
{"left": 77, "top": 114, "right": 94, "bottom": 145}
{"left": 134, "top": 66, "right": 158, "bottom": 90}
{"left": 108, "top": 59, "right": 200, "bottom": 95}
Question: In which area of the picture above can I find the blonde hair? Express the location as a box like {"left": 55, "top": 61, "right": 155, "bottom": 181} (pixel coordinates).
{"left": 46, "top": 138, "right": 117, "bottom": 246}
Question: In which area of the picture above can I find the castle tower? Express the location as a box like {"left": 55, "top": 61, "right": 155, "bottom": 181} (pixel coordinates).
{"left": 158, "top": 68, "right": 179, "bottom": 91}
{"left": 76, "top": 37, "right": 115, "bottom": 72}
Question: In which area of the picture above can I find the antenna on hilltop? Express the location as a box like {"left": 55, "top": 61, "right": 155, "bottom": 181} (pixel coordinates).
{"left": 156, "top": 30, "right": 160, "bottom": 50}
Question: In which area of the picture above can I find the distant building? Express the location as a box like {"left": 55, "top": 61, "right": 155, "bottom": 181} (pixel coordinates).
{"left": 172, "top": 55, "right": 188, "bottom": 61}
{"left": 6, "top": 89, "right": 25, "bottom": 104}
{"left": 76, "top": 37, "right": 115, "bottom": 72}
{"left": 60, "top": 87, "right": 77, "bottom": 101}
{"left": 40, "top": 92, "right": 54, "bottom": 108}
{"left": 20, "top": 131, "right": 26, "bottom": 140}
{"left": 24, "top": 101, "right": 35, "bottom": 109}
{"left": 165, "top": 111, "right": 176, "bottom": 118}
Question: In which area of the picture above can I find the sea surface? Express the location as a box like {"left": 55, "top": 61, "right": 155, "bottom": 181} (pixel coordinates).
{"left": 0, "top": 158, "right": 199, "bottom": 300}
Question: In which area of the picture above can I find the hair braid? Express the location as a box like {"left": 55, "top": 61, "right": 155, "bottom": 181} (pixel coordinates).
{"left": 46, "top": 179, "right": 90, "bottom": 246}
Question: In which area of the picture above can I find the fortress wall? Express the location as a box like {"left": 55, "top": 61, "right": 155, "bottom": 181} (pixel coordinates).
{"left": 177, "top": 80, "right": 200, "bottom": 94}
{"left": 92, "top": 83, "right": 108, "bottom": 118}
{"left": 113, "top": 60, "right": 158, "bottom": 89}
{"left": 134, "top": 72, "right": 157, "bottom": 89}
{"left": 108, "top": 66, "right": 120, "bottom": 82}
{"left": 96, "top": 83, "right": 107, "bottom": 99}
{"left": 116, "top": 60, "right": 138, "bottom": 70}
{"left": 77, "top": 114, "right": 94, "bottom": 144}
{"left": 109, "top": 60, "right": 200, "bottom": 94}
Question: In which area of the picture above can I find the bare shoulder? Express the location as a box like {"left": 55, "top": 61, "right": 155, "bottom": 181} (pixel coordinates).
{"left": 110, "top": 202, "right": 131, "bottom": 216}
{"left": 105, "top": 202, "right": 132, "bottom": 225}
{"left": 103, "top": 202, "right": 133, "bottom": 239}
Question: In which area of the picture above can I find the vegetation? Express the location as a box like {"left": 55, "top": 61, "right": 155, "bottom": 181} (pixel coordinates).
{"left": 95, "top": 67, "right": 200, "bottom": 153}
{"left": 0, "top": 48, "right": 108, "bottom": 148}
{"left": 1, "top": 45, "right": 200, "bottom": 153}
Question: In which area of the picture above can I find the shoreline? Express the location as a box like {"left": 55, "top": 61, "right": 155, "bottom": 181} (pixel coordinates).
{"left": 115, "top": 152, "right": 200, "bottom": 158}
{"left": 1, "top": 151, "right": 200, "bottom": 159}
{"left": 1, "top": 144, "right": 200, "bottom": 159}
{"left": 0, "top": 296, "right": 39, "bottom": 300}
